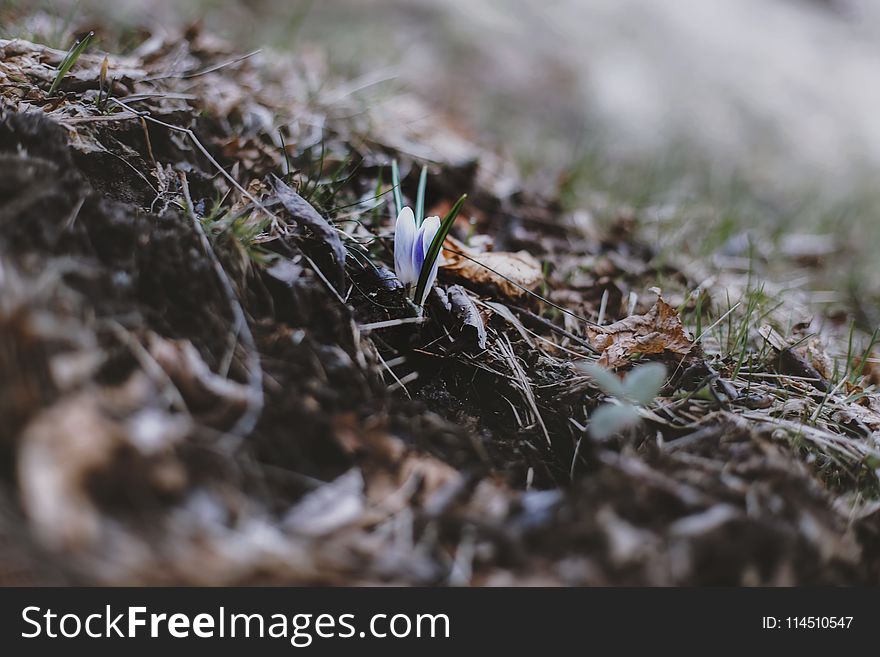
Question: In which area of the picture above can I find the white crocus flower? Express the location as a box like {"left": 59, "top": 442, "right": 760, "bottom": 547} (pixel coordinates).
{"left": 394, "top": 206, "right": 442, "bottom": 304}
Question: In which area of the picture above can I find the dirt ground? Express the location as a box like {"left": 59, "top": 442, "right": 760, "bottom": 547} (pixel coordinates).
{"left": 1, "top": 20, "right": 879, "bottom": 585}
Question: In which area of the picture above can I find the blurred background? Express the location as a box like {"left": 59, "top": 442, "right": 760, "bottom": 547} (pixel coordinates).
{"left": 5, "top": 0, "right": 880, "bottom": 313}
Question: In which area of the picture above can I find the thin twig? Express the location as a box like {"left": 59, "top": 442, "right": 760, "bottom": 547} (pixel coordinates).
{"left": 146, "top": 49, "right": 262, "bottom": 81}
{"left": 377, "top": 351, "right": 412, "bottom": 398}
{"left": 179, "top": 172, "right": 264, "bottom": 447}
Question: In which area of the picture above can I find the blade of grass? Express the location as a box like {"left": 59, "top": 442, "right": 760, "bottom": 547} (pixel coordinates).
{"left": 413, "top": 193, "right": 466, "bottom": 307}
{"left": 415, "top": 164, "right": 428, "bottom": 227}
{"left": 391, "top": 160, "right": 403, "bottom": 217}
{"left": 694, "top": 292, "right": 703, "bottom": 340}
{"left": 49, "top": 31, "right": 94, "bottom": 96}
{"left": 278, "top": 129, "right": 291, "bottom": 177}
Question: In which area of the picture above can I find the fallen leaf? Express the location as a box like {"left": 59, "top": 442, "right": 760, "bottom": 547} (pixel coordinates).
{"left": 271, "top": 176, "right": 347, "bottom": 292}
{"left": 854, "top": 351, "right": 880, "bottom": 387}
{"left": 831, "top": 404, "right": 880, "bottom": 433}
{"left": 441, "top": 235, "right": 542, "bottom": 301}
{"left": 758, "top": 325, "right": 829, "bottom": 392}
{"left": 587, "top": 297, "right": 698, "bottom": 368}
{"left": 440, "top": 284, "right": 487, "bottom": 349}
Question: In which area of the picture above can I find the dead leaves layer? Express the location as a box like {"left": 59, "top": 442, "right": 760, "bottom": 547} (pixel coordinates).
{"left": 587, "top": 297, "right": 698, "bottom": 369}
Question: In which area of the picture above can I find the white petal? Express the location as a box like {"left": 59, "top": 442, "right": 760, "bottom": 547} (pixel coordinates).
{"left": 394, "top": 207, "right": 417, "bottom": 285}
{"left": 420, "top": 215, "right": 441, "bottom": 259}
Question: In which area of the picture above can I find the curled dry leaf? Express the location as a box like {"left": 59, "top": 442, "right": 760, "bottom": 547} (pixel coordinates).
{"left": 271, "top": 175, "right": 347, "bottom": 292}
{"left": 832, "top": 404, "right": 880, "bottom": 433}
{"left": 148, "top": 333, "right": 254, "bottom": 429}
{"left": 438, "top": 284, "right": 488, "bottom": 350}
{"left": 587, "top": 297, "right": 698, "bottom": 369}
{"left": 441, "top": 235, "right": 542, "bottom": 301}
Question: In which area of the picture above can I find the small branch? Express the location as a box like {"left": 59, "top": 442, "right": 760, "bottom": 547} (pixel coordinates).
{"left": 179, "top": 172, "right": 264, "bottom": 447}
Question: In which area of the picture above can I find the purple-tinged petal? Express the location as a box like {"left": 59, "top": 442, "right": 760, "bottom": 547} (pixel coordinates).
{"left": 414, "top": 216, "right": 441, "bottom": 305}
{"left": 411, "top": 223, "right": 427, "bottom": 275}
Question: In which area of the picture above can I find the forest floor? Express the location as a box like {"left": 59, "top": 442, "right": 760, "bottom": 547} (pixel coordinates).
{"left": 1, "top": 21, "right": 880, "bottom": 585}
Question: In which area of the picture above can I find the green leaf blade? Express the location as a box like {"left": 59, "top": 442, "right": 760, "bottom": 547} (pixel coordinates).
{"left": 391, "top": 160, "right": 403, "bottom": 218}
{"left": 413, "top": 193, "right": 466, "bottom": 307}
{"left": 415, "top": 164, "right": 428, "bottom": 227}
{"left": 49, "top": 31, "right": 94, "bottom": 96}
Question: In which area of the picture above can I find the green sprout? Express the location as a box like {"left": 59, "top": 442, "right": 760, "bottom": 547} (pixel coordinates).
{"left": 48, "top": 31, "right": 94, "bottom": 96}
{"left": 581, "top": 362, "right": 667, "bottom": 440}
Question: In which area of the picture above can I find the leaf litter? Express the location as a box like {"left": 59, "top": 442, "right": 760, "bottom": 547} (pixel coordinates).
{"left": 0, "top": 21, "right": 878, "bottom": 586}
{"left": 587, "top": 295, "right": 699, "bottom": 369}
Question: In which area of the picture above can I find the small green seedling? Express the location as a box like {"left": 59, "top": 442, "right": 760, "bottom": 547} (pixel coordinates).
{"left": 48, "top": 31, "right": 94, "bottom": 96}
{"left": 581, "top": 362, "right": 667, "bottom": 440}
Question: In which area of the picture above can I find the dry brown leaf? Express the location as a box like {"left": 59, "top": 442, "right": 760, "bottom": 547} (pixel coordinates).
{"left": 832, "top": 404, "right": 880, "bottom": 433}
{"left": 587, "top": 297, "right": 697, "bottom": 368}
{"left": 799, "top": 336, "right": 835, "bottom": 382}
{"left": 441, "top": 235, "right": 542, "bottom": 301}
{"left": 759, "top": 325, "right": 830, "bottom": 392}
